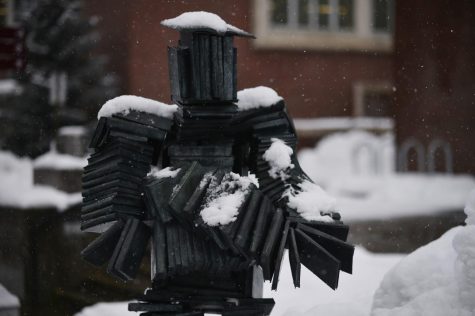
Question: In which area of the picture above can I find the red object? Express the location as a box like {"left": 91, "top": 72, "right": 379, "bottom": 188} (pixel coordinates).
{"left": 0, "top": 27, "right": 25, "bottom": 72}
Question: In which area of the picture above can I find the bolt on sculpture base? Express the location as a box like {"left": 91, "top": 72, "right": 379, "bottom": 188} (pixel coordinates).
{"left": 79, "top": 11, "right": 354, "bottom": 316}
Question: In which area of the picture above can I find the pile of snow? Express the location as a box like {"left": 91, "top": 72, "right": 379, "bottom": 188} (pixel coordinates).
{"left": 34, "top": 148, "right": 87, "bottom": 170}
{"left": 298, "top": 130, "right": 475, "bottom": 221}
{"left": 0, "top": 151, "right": 81, "bottom": 210}
{"left": 236, "top": 86, "right": 283, "bottom": 111}
{"left": 58, "top": 125, "right": 87, "bottom": 136}
{"left": 161, "top": 11, "right": 250, "bottom": 36}
{"left": 0, "top": 79, "right": 22, "bottom": 95}
{"left": 263, "top": 138, "right": 294, "bottom": 180}
{"left": 285, "top": 180, "right": 337, "bottom": 222}
{"left": 147, "top": 166, "right": 181, "bottom": 179}
{"left": 97, "top": 95, "right": 177, "bottom": 119}
{"left": 74, "top": 248, "right": 403, "bottom": 316}
{"left": 299, "top": 131, "right": 395, "bottom": 183}
{"left": 335, "top": 174, "right": 475, "bottom": 221}
{"left": 200, "top": 172, "right": 258, "bottom": 226}
{"left": 269, "top": 248, "right": 403, "bottom": 316}
{"left": 75, "top": 302, "right": 133, "bottom": 316}
{"left": 0, "top": 284, "right": 19, "bottom": 309}
{"left": 371, "top": 190, "right": 475, "bottom": 316}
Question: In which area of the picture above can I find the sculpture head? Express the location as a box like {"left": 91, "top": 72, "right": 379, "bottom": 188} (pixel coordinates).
{"left": 161, "top": 11, "right": 254, "bottom": 105}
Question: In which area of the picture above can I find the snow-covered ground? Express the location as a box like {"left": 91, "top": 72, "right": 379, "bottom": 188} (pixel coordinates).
{"left": 0, "top": 151, "right": 81, "bottom": 210}
{"left": 73, "top": 189, "right": 475, "bottom": 316}
{"left": 74, "top": 248, "right": 403, "bottom": 316}
{"left": 299, "top": 131, "right": 475, "bottom": 221}
{"left": 34, "top": 147, "right": 87, "bottom": 170}
{"left": 0, "top": 283, "right": 19, "bottom": 312}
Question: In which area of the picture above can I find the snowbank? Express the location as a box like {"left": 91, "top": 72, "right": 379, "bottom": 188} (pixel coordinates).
{"left": 34, "top": 149, "right": 87, "bottom": 170}
{"left": 97, "top": 95, "right": 177, "bottom": 119}
{"left": 371, "top": 190, "right": 475, "bottom": 316}
{"left": 236, "top": 86, "right": 283, "bottom": 111}
{"left": 74, "top": 248, "right": 403, "bottom": 316}
{"left": 58, "top": 125, "right": 87, "bottom": 136}
{"left": 299, "top": 130, "right": 395, "bottom": 182}
{"left": 298, "top": 130, "right": 475, "bottom": 221}
{"left": 267, "top": 247, "right": 403, "bottom": 316}
{"left": 75, "top": 302, "right": 133, "bottom": 316}
{"left": 0, "top": 79, "right": 22, "bottom": 94}
{"left": 0, "top": 151, "right": 81, "bottom": 211}
{"left": 335, "top": 174, "right": 475, "bottom": 221}
{"left": 161, "top": 11, "right": 251, "bottom": 37}
{"left": 0, "top": 284, "right": 19, "bottom": 309}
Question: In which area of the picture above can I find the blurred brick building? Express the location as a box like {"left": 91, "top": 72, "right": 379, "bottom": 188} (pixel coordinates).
{"left": 393, "top": 0, "right": 475, "bottom": 174}
{"left": 84, "top": 0, "right": 396, "bottom": 141}
{"left": 81, "top": 0, "right": 475, "bottom": 174}
{"left": 1, "top": 0, "right": 474, "bottom": 173}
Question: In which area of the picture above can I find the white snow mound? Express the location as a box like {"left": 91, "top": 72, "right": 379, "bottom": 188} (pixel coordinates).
{"left": 371, "top": 189, "right": 475, "bottom": 316}
{"left": 0, "top": 284, "right": 19, "bottom": 308}
{"left": 34, "top": 149, "right": 87, "bottom": 170}
{"left": 161, "top": 11, "right": 247, "bottom": 35}
{"left": 236, "top": 86, "right": 283, "bottom": 111}
{"left": 0, "top": 151, "right": 80, "bottom": 210}
{"left": 97, "top": 95, "right": 177, "bottom": 119}
{"left": 75, "top": 302, "right": 134, "bottom": 316}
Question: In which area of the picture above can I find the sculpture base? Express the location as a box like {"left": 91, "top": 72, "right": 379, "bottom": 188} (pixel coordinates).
{"left": 129, "top": 292, "right": 275, "bottom": 316}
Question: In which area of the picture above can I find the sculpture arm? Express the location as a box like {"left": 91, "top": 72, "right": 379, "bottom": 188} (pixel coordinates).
{"left": 235, "top": 99, "right": 353, "bottom": 290}
{"left": 80, "top": 109, "right": 175, "bottom": 281}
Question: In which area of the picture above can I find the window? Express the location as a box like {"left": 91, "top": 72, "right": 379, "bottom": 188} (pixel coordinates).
{"left": 253, "top": 0, "right": 395, "bottom": 51}
{"left": 271, "top": 0, "right": 355, "bottom": 31}
{"left": 0, "top": 0, "right": 9, "bottom": 26}
{"left": 353, "top": 82, "right": 393, "bottom": 117}
{"left": 373, "top": 0, "right": 394, "bottom": 33}
{"left": 0, "top": 0, "right": 33, "bottom": 26}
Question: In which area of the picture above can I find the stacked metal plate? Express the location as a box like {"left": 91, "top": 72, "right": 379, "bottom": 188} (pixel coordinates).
{"left": 81, "top": 111, "right": 173, "bottom": 232}
{"left": 81, "top": 138, "right": 154, "bottom": 230}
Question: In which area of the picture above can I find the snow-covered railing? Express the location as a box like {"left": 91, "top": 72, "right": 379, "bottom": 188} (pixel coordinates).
{"left": 398, "top": 138, "right": 426, "bottom": 172}
{"left": 427, "top": 139, "right": 453, "bottom": 174}
{"left": 398, "top": 138, "right": 454, "bottom": 174}
{"left": 293, "top": 117, "right": 394, "bottom": 137}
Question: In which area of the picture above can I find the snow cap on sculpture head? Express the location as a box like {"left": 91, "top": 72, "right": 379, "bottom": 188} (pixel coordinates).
{"left": 161, "top": 11, "right": 254, "bottom": 105}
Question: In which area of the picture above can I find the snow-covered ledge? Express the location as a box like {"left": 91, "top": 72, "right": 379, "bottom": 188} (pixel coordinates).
{"left": 293, "top": 117, "right": 395, "bottom": 138}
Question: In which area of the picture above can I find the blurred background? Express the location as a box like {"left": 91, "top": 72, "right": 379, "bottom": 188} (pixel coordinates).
{"left": 0, "top": 0, "right": 474, "bottom": 315}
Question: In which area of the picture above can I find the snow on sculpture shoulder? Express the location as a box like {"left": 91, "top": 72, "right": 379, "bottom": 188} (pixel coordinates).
{"left": 97, "top": 95, "right": 177, "bottom": 119}
{"left": 161, "top": 11, "right": 253, "bottom": 37}
{"left": 236, "top": 86, "right": 283, "bottom": 111}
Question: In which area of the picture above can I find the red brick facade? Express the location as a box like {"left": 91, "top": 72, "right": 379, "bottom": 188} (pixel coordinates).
{"left": 86, "top": 0, "right": 474, "bottom": 174}
{"left": 86, "top": 0, "right": 393, "bottom": 118}
{"left": 394, "top": 0, "right": 475, "bottom": 173}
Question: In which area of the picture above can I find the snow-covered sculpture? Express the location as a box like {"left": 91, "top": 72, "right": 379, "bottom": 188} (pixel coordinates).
{"left": 80, "top": 11, "right": 354, "bottom": 316}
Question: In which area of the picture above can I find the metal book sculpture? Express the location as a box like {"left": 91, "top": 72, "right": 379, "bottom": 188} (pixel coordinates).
{"left": 80, "top": 11, "right": 354, "bottom": 316}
